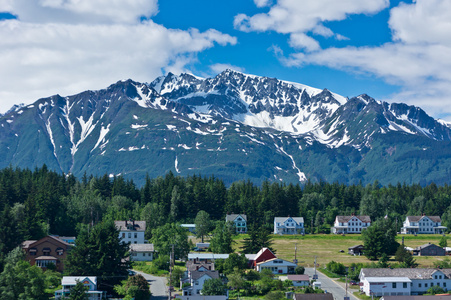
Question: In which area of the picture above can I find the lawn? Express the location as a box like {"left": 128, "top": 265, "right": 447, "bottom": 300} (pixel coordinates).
{"left": 226, "top": 234, "right": 450, "bottom": 268}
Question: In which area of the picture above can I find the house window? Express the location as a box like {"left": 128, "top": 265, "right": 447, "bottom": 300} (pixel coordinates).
{"left": 425, "top": 283, "right": 428, "bottom": 287}
{"left": 29, "top": 248, "right": 37, "bottom": 256}
{"left": 419, "top": 283, "right": 422, "bottom": 288}
{"left": 435, "top": 275, "right": 438, "bottom": 279}
{"left": 403, "top": 283, "right": 407, "bottom": 288}
{"left": 43, "top": 248, "right": 51, "bottom": 256}
{"left": 56, "top": 248, "right": 64, "bottom": 256}
{"left": 444, "top": 283, "right": 447, "bottom": 287}
{"left": 122, "top": 233, "right": 125, "bottom": 238}
{"left": 134, "top": 233, "right": 137, "bottom": 238}
{"left": 128, "top": 233, "right": 131, "bottom": 238}
{"left": 392, "top": 283, "right": 396, "bottom": 288}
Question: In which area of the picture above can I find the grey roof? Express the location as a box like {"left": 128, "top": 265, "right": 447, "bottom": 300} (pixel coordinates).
{"left": 415, "top": 243, "right": 442, "bottom": 250}
{"left": 129, "top": 243, "right": 154, "bottom": 252}
{"left": 114, "top": 220, "right": 146, "bottom": 231}
{"left": 336, "top": 215, "right": 371, "bottom": 223}
{"left": 188, "top": 253, "right": 230, "bottom": 260}
{"left": 191, "top": 270, "right": 219, "bottom": 280}
{"left": 293, "top": 293, "right": 334, "bottom": 300}
{"left": 287, "top": 274, "right": 309, "bottom": 281}
{"left": 274, "top": 217, "right": 304, "bottom": 224}
{"left": 186, "top": 260, "right": 215, "bottom": 271}
{"left": 349, "top": 245, "right": 364, "bottom": 250}
{"left": 406, "top": 216, "right": 441, "bottom": 222}
{"left": 360, "top": 268, "right": 451, "bottom": 280}
{"left": 226, "top": 214, "right": 247, "bottom": 222}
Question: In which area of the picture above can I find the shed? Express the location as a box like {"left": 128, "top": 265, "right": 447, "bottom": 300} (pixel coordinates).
{"left": 348, "top": 245, "right": 364, "bottom": 256}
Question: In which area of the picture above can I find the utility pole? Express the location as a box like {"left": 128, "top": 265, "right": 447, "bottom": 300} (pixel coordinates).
{"left": 169, "top": 244, "right": 174, "bottom": 300}
{"left": 294, "top": 243, "right": 298, "bottom": 264}
{"left": 344, "top": 275, "right": 350, "bottom": 300}
{"left": 313, "top": 256, "right": 318, "bottom": 279}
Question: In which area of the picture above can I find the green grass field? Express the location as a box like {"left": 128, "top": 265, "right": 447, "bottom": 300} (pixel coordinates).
{"left": 214, "top": 233, "right": 450, "bottom": 268}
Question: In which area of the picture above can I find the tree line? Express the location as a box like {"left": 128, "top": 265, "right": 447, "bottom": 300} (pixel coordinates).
{"left": 2, "top": 165, "right": 451, "bottom": 269}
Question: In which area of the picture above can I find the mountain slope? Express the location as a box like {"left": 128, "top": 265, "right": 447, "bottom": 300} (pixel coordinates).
{"left": 1, "top": 70, "right": 451, "bottom": 186}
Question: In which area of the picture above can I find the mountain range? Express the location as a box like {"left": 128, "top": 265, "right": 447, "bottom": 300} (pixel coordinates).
{"left": 2, "top": 69, "right": 451, "bottom": 186}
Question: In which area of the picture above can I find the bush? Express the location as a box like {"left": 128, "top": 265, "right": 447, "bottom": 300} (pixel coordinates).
{"left": 326, "top": 261, "right": 346, "bottom": 275}
{"left": 295, "top": 266, "right": 305, "bottom": 274}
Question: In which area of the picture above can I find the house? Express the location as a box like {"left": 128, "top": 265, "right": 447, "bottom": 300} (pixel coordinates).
{"left": 359, "top": 268, "right": 451, "bottom": 296}
{"left": 226, "top": 214, "right": 247, "bottom": 233}
{"left": 188, "top": 253, "right": 230, "bottom": 262}
{"left": 293, "top": 293, "right": 334, "bottom": 300}
{"left": 181, "top": 224, "right": 196, "bottom": 234}
{"left": 331, "top": 214, "right": 371, "bottom": 234}
{"left": 413, "top": 243, "right": 446, "bottom": 256}
{"left": 287, "top": 274, "right": 310, "bottom": 287}
{"left": 249, "top": 247, "right": 277, "bottom": 269}
{"left": 182, "top": 270, "right": 220, "bottom": 296}
{"left": 401, "top": 216, "right": 447, "bottom": 234}
{"left": 256, "top": 258, "right": 297, "bottom": 274}
{"left": 129, "top": 243, "right": 155, "bottom": 261}
{"left": 114, "top": 220, "right": 146, "bottom": 244}
{"left": 348, "top": 245, "right": 365, "bottom": 256}
{"left": 381, "top": 296, "right": 451, "bottom": 300}
{"left": 274, "top": 217, "right": 305, "bottom": 235}
{"left": 22, "top": 235, "right": 73, "bottom": 272}
{"left": 54, "top": 276, "right": 103, "bottom": 300}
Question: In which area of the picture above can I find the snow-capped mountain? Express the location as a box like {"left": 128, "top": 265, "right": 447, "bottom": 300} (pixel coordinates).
{"left": 1, "top": 70, "right": 451, "bottom": 186}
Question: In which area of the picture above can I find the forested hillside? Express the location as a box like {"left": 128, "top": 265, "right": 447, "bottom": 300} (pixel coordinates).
{"left": 2, "top": 165, "right": 451, "bottom": 269}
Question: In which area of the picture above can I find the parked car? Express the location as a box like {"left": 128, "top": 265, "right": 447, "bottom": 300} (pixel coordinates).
{"left": 350, "top": 280, "right": 358, "bottom": 285}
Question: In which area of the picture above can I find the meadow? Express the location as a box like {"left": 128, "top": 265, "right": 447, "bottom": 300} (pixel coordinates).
{"left": 226, "top": 234, "right": 451, "bottom": 268}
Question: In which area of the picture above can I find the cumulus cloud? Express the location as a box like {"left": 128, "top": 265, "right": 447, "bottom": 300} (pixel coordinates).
{"left": 281, "top": 0, "right": 451, "bottom": 118}
{"left": 234, "top": 0, "right": 389, "bottom": 41}
{"left": 0, "top": 0, "right": 236, "bottom": 112}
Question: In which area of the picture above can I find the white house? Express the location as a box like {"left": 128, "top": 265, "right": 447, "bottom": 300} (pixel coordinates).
{"left": 401, "top": 215, "right": 447, "bottom": 234}
{"left": 129, "top": 243, "right": 155, "bottom": 261}
{"left": 181, "top": 224, "right": 196, "bottom": 234}
{"left": 225, "top": 214, "right": 247, "bottom": 233}
{"left": 115, "top": 220, "right": 146, "bottom": 244}
{"left": 359, "top": 268, "right": 451, "bottom": 296}
{"left": 274, "top": 217, "right": 304, "bottom": 235}
{"left": 182, "top": 270, "right": 220, "bottom": 296}
{"left": 331, "top": 215, "right": 371, "bottom": 234}
{"left": 287, "top": 274, "right": 310, "bottom": 287}
{"left": 256, "top": 258, "right": 297, "bottom": 274}
{"left": 55, "top": 276, "right": 103, "bottom": 300}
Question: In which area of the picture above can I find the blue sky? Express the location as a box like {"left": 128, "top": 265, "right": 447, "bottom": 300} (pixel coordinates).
{"left": 1, "top": 0, "right": 451, "bottom": 120}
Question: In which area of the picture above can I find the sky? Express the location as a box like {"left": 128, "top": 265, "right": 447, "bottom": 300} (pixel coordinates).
{"left": 1, "top": 0, "right": 451, "bottom": 120}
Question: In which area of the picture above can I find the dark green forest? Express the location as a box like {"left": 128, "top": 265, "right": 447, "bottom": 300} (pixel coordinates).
{"left": 2, "top": 165, "right": 451, "bottom": 269}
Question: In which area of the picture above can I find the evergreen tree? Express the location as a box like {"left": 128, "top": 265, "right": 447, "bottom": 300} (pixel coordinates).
{"left": 241, "top": 224, "right": 274, "bottom": 254}
{"left": 65, "top": 221, "right": 131, "bottom": 293}
{"left": 68, "top": 280, "right": 89, "bottom": 300}
{"left": 210, "top": 221, "right": 233, "bottom": 254}
{"left": 151, "top": 223, "right": 190, "bottom": 259}
{"left": 439, "top": 236, "right": 448, "bottom": 248}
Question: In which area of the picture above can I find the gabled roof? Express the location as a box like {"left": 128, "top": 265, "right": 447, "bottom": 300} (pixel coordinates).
{"left": 256, "top": 257, "right": 297, "bottom": 266}
{"left": 191, "top": 270, "right": 219, "bottom": 280}
{"left": 336, "top": 215, "right": 371, "bottom": 223}
{"left": 415, "top": 243, "right": 442, "bottom": 250}
{"left": 287, "top": 274, "right": 309, "bottom": 281}
{"left": 62, "top": 276, "right": 97, "bottom": 286}
{"left": 406, "top": 216, "right": 441, "bottom": 222}
{"left": 129, "top": 243, "right": 155, "bottom": 252}
{"left": 186, "top": 260, "right": 215, "bottom": 271}
{"left": 115, "top": 220, "right": 146, "bottom": 231}
{"left": 349, "top": 245, "right": 364, "bottom": 250}
{"left": 360, "top": 268, "right": 451, "bottom": 280}
{"left": 24, "top": 235, "right": 72, "bottom": 249}
{"left": 293, "top": 293, "right": 334, "bottom": 300}
{"left": 254, "top": 247, "right": 277, "bottom": 262}
{"left": 274, "top": 217, "right": 304, "bottom": 224}
{"left": 226, "top": 214, "right": 247, "bottom": 222}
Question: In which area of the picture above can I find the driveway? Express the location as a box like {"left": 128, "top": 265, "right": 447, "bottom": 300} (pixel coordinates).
{"left": 133, "top": 270, "right": 168, "bottom": 300}
{"left": 304, "top": 268, "right": 359, "bottom": 300}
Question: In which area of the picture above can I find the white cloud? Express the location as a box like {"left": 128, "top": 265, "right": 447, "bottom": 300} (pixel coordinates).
{"left": 281, "top": 0, "right": 451, "bottom": 119}
{"left": 253, "top": 0, "right": 272, "bottom": 8}
{"left": 235, "top": 0, "right": 389, "bottom": 42}
{"left": 0, "top": 1, "right": 236, "bottom": 113}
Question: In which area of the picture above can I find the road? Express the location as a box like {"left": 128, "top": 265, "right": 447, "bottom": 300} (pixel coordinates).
{"left": 304, "top": 268, "right": 359, "bottom": 300}
{"left": 134, "top": 270, "right": 168, "bottom": 300}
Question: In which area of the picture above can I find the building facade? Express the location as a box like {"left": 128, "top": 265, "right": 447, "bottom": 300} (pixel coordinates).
{"left": 401, "top": 216, "right": 447, "bottom": 234}
{"left": 225, "top": 214, "right": 247, "bottom": 234}
{"left": 331, "top": 215, "right": 371, "bottom": 234}
{"left": 359, "top": 268, "right": 451, "bottom": 296}
{"left": 55, "top": 276, "right": 103, "bottom": 300}
{"left": 274, "top": 217, "right": 304, "bottom": 235}
{"left": 114, "top": 220, "right": 146, "bottom": 244}
{"left": 22, "top": 235, "right": 73, "bottom": 272}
